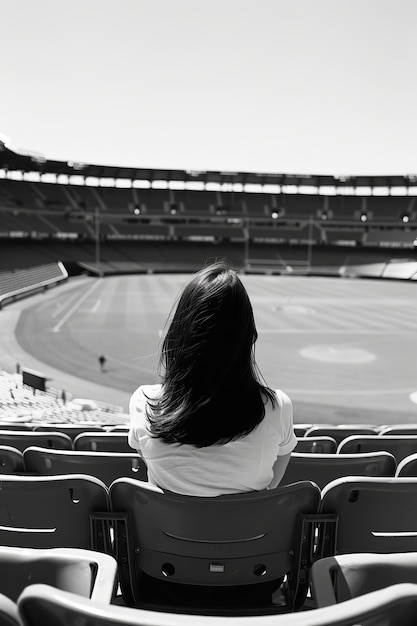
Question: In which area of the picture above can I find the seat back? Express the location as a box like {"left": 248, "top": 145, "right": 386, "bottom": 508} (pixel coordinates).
{"left": 379, "top": 425, "right": 417, "bottom": 436}
{"left": 0, "top": 546, "right": 116, "bottom": 602}
{"left": 319, "top": 477, "right": 417, "bottom": 555}
{"left": 0, "top": 447, "right": 24, "bottom": 474}
{"left": 305, "top": 426, "right": 377, "bottom": 446}
{"left": 311, "top": 552, "right": 417, "bottom": 608}
{"left": 281, "top": 452, "right": 396, "bottom": 489}
{"left": 0, "top": 592, "right": 19, "bottom": 626}
{"left": 33, "top": 425, "right": 105, "bottom": 440}
{"left": 294, "top": 437, "right": 337, "bottom": 454}
{"left": 17, "top": 583, "right": 417, "bottom": 626}
{"left": 23, "top": 447, "right": 147, "bottom": 486}
{"left": 109, "top": 479, "right": 320, "bottom": 609}
{"left": 74, "top": 433, "right": 131, "bottom": 453}
{"left": 0, "top": 431, "right": 72, "bottom": 452}
{"left": 396, "top": 453, "right": 417, "bottom": 477}
{"left": 338, "top": 435, "right": 417, "bottom": 463}
{"left": 0, "top": 475, "right": 110, "bottom": 549}
{"left": 293, "top": 424, "right": 313, "bottom": 437}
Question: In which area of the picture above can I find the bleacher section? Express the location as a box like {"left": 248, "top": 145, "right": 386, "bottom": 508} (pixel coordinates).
{"left": 0, "top": 262, "right": 68, "bottom": 308}
{"left": 2, "top": 145, "right": 417, "bottom": 278}
{"left": 0, "top": 368, "right": 127, "bottom": 424}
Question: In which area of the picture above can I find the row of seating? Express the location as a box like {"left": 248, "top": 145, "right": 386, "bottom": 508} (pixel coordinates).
{"left": 1, "top": 177, "right": 412, "bottom": 220}
{"left": 0, "top": 430, "right": 131, "bottom": 452}
{"left": 1, "top": 474, "right": 417, "bottom": 616}
{"left": 4, "top": 443, "right": 417, "bottom": 490}
{"left": 5, "top": 577, "right": 417, "bottom": 625}
{"left": 4, "top": 429, "right": 417, "bottom": 488}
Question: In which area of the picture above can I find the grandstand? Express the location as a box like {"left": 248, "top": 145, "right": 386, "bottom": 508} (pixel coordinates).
{"left": 1, "top": 142, "right": 417, "bottom": 280}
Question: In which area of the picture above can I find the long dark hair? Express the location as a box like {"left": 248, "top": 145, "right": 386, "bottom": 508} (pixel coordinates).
{"left": 146, "top": 261, "right": 276, "bottom": 447}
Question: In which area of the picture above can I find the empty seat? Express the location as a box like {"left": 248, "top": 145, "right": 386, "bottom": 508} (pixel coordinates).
{"left": 18, "top": 582, "right": 417, "bottom": 626}
{"left": 73, "top": 433, "right": 131, "bottom": 453}
{"left": 0, "top": 546, "right": 117, "bottom": 603}
{"left": 33, "top": 425, "right": 105, "bottom": 440}
{"left": 0, "top": 475, "right": 110, "bottom": 549}
{"left": 23, "top": 447, "right": 147, "bottom": 486}
{"left": 305, "top": 426, "right": 377, "bottom": 446}
{"left": 379, "top": 425, "right": 417, "bottom": 436}
{"left": 318, "top": 477, "right": 417, "bottom": 557}
{"left": 281, "top": 452, "right": 396, "bottom": 489}
{"left": 338, "top": 435, "right": 417, "bottom": 463}
{"left": 295, "top": 437, "right": 337, "bottom": 454}
{"left": 0, "top": 446, "right": 24, "bottom": 473}
{"left": 0, "top": 431, "right": 72, "bottom": 452}
{"left": 311, "top": 552, "right": 417, "bottom": 608}
{"left": 395, "top": 453, "right": 417, "bottom": 477}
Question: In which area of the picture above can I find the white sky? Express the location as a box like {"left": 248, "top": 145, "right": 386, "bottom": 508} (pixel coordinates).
{"left": 1, "top": 0, "right": 416, "bottom": 176}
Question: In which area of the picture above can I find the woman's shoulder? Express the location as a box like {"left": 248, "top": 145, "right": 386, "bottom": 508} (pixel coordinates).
{"left": 262, "top": 388, "right": 291, "bottom": 410}
{"left": 129, "top": 384, "right": 162, "bottom": 413}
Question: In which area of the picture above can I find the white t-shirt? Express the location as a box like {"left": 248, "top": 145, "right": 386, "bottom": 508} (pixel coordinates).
{"left": 128, "top": 384, "right": 297, "bottom": 497}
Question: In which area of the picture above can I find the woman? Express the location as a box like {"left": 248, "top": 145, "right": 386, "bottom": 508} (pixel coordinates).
{"left": 129, "top": 261, "right": 297, "bottom": 496}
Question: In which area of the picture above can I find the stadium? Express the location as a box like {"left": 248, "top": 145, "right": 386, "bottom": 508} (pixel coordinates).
{"left": 1, "top": 140, "right": 417, "bottom": 426}
{"left": 2, "top": 0, "right": 417, "bottom": 622}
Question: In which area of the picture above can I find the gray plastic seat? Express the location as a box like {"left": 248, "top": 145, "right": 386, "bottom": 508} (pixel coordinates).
{"left": 281, "top": 451, "right": 396, "bottom": 489}
{"left": 311, "top": 552, "right": 417, "bottom": 608}
{"left": 0, "top": 431, "right": 72, "bottom": 452}
{"left": 0, "top": 475, "right": 110, "bottom": 549}
{"left": 294, "top": 437, "right": 337, "bottom": 454}
{"left": 108, "top": 478, "right": 321, "bottom": 613}
{"left": 318, "top": 477, "right": 417, "bottom": 556}
{"left": 74, "top": 432, "right": 131, "bottom": 453}
{"left": 0, "top": 447, "right": 24, "bottom": 474}
{"left": 338, "top": 435, "right": 417, "bottom": 463}
{"left": 305, "top": 426, "right": 377, "bottom": 446}
{"left": 17, "top": 582, "right": 417, "bottom": 626}
{"left": 0, "top": 546, "right": 116, "bottom": 603}
{"left": 23, "top": 447, "right": 147, "bottom": 486}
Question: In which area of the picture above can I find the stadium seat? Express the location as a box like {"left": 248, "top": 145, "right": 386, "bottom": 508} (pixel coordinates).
{"left": 73, "top": 432, "right": 131, "bottom": 453}
{"left": 379, "top": 425, "right": 417, "bottom": 436}
{"left": 0, "top": 447, "right": 24, "bottom": 474}
{"left": 0, "top": 546, "right": 117, "bottom": 603}
{"left": 294, "top": 437, "right": 337, "bottom": 454}
{"left": 23, "top": 447, "right": 147, "bottom": 486}
{"left": 280, "top": 452, "right": 396, "bottom": 489}
{"left": 311, "top": 552, "right": 417, "bottom": 608}
{"left": 106, "top": 478, "right": 320, "bottom": 614}
{"left": 0, "top": 592, "right": 20, "bottom": 626}
{"left": 318, "top": 477, "right": 417, "bottom": 557}
{"left": 293, "top": 424, "right": 313, "bottom": 437}
{"left": 0, "top": 475, "right": 110, "bottom": 550}
{"left": 17, "top": 583, "right": 417, "bottom": 626}
{"left": 33, "top": 425, "right": 105, "bottom": 440}
{"left": 0, "top": 431, "right": 72, "bottom": 452}
{"left": 304, "top": 426, "right": 377, "bottom": 446}
{"left": 395, "top": 453, "right": 417, "bottom": 476}
{"left": 337, "top": 435, "right": 417, "bottom": 463}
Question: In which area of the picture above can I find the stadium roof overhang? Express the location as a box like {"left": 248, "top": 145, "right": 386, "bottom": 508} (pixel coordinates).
{"left": 1, "top": 141, "right": 416, "bottom": 188}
